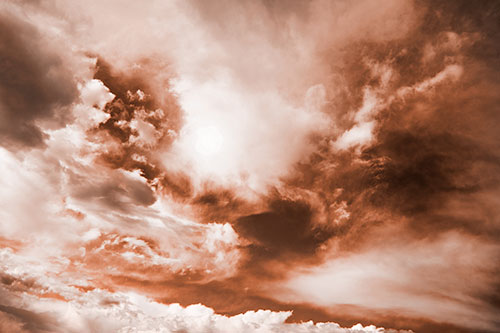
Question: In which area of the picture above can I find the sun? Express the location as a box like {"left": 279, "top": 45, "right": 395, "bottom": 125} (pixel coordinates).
{"left": 194, "top": 125, "right": 223, "bottom": 156}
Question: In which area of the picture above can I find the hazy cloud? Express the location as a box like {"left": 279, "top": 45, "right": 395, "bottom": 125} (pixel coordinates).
{"left": 0, "top": 0, "right": 499, "bottom": 332}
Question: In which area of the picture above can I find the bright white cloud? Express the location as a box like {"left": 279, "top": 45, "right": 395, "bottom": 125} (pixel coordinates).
{"left": 270, "top": 231, "right": 500, "bottom": 332}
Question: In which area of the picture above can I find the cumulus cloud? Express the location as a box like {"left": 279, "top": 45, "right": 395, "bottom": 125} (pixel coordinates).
{"left": 1, "top": 0, "right": 500, "bottom": 332}
{"left": 0, "top": 248, "right": 411, "bottom": 333}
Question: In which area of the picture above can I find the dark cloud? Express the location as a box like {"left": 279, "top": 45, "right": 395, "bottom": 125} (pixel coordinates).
{"left": 0, "top": 305, "right": 59, "bottom": 333}
{"left": 85, "top": 1, "right": 499, "bottom": 329}
{"left": 156, "top": 1, "right": 500, "bottom": 314}
{"left": 234, "top": 198, "right": 332, "bottom": 259}
{"left": 280, "top": 0, "right": 500, "bottom": 241}
{"left": 0, "top": 13, "right": 77, "bottom": 149}
{"left": 258, "top": 1, "right": 500, "bottom": 328}
{"left": 89, "top": 59, "right": 197, "bottom": 202}
{"left": 157, "top": 171, "right": 194, "bottom": 201}
{"left": 191, "top": 186, "right": 255, "bottom": 223}
{"left": 70, "top": 174, "right": 156, "bottom": 211}
{"left": 1, "top": 0, "right": 499, "bottom": 331}
{"left": 358, "top": 0, "right": 500, "bottom": 238}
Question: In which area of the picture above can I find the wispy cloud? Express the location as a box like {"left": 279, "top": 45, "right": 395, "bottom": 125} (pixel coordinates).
{"left": 1, "top": 0, "right": 499, "bottom": 332}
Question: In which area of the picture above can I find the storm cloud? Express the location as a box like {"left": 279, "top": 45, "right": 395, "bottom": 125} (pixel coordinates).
{"left": 0, "top": 0, "right": 499, "bottom": 332}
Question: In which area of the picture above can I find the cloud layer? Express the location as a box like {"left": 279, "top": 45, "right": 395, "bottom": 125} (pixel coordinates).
{"left": 1, "top": 0, "right": 499, "bottom": 332}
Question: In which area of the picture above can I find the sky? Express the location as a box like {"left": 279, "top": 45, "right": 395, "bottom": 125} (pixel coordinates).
{"left": 0, "top": 0, "right": 499, "bottom": 332}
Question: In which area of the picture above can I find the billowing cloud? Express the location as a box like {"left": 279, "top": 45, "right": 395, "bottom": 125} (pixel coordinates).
{"left": 0, "top": 246, "right": 410, "bottom": 333}
{"left": 0, "top": 8, "right": 78, "bottom": 149}
{"left": 1, "top": 0, "right": 499, "bottom": 332}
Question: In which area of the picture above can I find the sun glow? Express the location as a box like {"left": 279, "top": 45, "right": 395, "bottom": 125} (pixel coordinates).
{"left": 194, "top": 125, "right": 223, "bottom": 156}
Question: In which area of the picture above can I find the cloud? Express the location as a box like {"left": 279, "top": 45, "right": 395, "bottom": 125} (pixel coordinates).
{"left": 258, "top": 1, "right": 500, "bottom": 330}
{"left": 0, "top": 305, "right": 58, "bottom": 333}
{"left": 37, "top": 0, "right": 417, "bottom": 196}
{"left": 0, "top": 310, "right": 30, "bottom": 333}
{"left": 70, "top": 221, "right": 242, "bottom": 284}
{"left": 234, "top": 197, "right": 333, "bottom": 265}
{"left": 0, "top": 266, "right": 412, "bottom": 333}
{"left": 0, "top": 0, "right": 499, "bottom": 332}
{"left": 333, "top": 89, "right": 380, "bottom": 151}
{"left": 271, "top": 231, "right": 500, "bottom": 331}
{"left": 0, "top": 7, "right": 78, "bottom": 149}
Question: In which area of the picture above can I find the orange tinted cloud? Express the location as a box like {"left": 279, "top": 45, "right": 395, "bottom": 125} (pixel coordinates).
{"left": 1, "top": 0, "right": 499, "bottom": 332}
